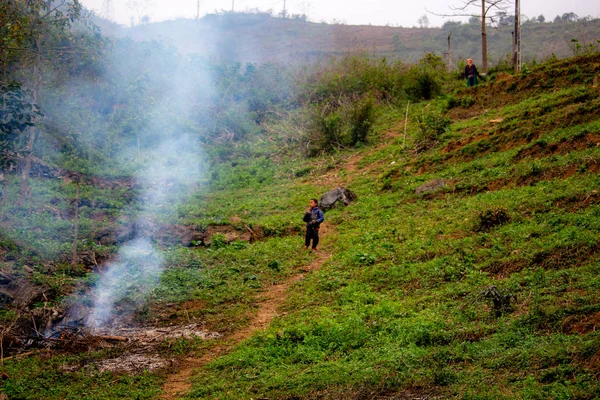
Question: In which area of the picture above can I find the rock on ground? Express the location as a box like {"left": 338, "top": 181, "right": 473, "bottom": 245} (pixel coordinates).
{"left": 415, "top": 179, "right": 447, "bottom": 195}
{"left": 319, "top": 187, "right": 357, "bottom": 211}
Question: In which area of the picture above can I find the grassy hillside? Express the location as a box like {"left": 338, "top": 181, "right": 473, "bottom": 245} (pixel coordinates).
{"left": 176, "top": 52, "right": 600, "bottom": 399}
{"left": 103, "top": 12, "right": 600, "bottom": 65}
{"left": 2, "top": 47, "right": 599, "bottom": 400}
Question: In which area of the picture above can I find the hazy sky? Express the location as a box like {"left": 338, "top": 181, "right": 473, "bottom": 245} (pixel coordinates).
{"left": 81, "top": 0, "right": 600, "bottom": 27}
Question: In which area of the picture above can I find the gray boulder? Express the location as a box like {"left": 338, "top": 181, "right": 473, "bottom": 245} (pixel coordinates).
{"left": 319, "top": 187, "right": 357, "bottom": 211}
{"left": 415, "top": 179, "right": 447, "bottom": 195}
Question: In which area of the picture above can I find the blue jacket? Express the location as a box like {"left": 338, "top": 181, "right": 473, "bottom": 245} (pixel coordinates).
{"left": 303, "top": 207, "right": 324, "bottom": 228}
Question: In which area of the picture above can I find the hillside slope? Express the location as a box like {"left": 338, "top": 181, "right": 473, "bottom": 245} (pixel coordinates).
{"left": 1, "top": 51, "right": 600, "bottom": 399}
{"left": 176, "top": 53, "right": 600, "bottom": 399}
{"left": 97, "top": 13, "right": 600, "bottom": 65}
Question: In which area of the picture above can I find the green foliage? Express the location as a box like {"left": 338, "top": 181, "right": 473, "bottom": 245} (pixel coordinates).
{"left": 299, "top": 55, "right": 407, "bottom": 105}
{"left": 405, "top": 54, "right": 445, "bottom": 101}
{"left": 0, "top": 83, "right": 41, "bottom": 166}
{"left": 412, "top": 108, "right": 451, "bottom": 153}
{"left": 474, "top": 207, "right": 511, "bottom": 232}
{"left": 349, "top": 96, "right": 375, "bottom": 145}
{"left": 3, "top": 22, "right": 600, "bottom": 400}
{"left": 1, "top": 353, "right": 162, "bottom": 400}
{"left": 299, "top": 53, "right": 452, "bottom": 155}
{"left": 210, "top": 233, "right": 227, "bottom": 249}
{"left": 209, "top": 157, "right": 274, "bottom": 190}
{"left": 569, "top": 38, "right": 600, "bottom": 56}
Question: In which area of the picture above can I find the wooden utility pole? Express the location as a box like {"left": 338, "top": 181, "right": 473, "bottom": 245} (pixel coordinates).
{"left": 282, "top": 0, "right": 287, "bottom": 17}
{"left": 445, "top": 33, "right": 453, "bottom": 72}
{"left": 196, "top": 0, "right": 200, "bottom": 19}
{"left": 231, "top": 0, "right": 234, "bottom": 12}
{"left": 513, "top": 0, "right": 521, "bottom": 72}
{"left": 481, "top": 0, "right": 488, "bottom": 74}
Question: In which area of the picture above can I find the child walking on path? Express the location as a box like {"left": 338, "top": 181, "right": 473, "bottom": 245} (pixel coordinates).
{"left": 303, "top": 198, "right": 325, "bottom": 251}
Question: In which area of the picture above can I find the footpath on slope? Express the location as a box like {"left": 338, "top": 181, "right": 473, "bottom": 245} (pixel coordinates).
{"left": 161, "top": 226, "right": 332, "bottom": 400}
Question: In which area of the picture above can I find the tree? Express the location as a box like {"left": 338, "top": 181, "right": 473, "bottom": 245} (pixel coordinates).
{"left": 297, "top": 0, "right": 312, "bottom": 20}
{"left": 561, "top": 12, "right": 579, "bottom": 22}
{"left": 127, "top": 0, "right": 154, "bottom": 26}
{"left": 442, "top": 20, "right": 462, "bottom": 30}
{"left": 468, "top": 16, "right": 480, "bottom": 24}
{"left": 537, "top": 15, "right": 545, "bottom": 23}
{"left": 1, "top": 0, "right": 89, "bottom": 205}
{"left": 429, "top": 0, "right": 511, "bottom": 74}
{"left": 417, "top": 15, "right": 430, "bottom": 28}
{"left": 0, "top": 83, "right": 40, "bottom": 168}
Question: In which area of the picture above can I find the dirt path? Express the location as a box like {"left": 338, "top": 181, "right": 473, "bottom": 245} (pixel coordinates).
{"left": 318, "top": 128, "right": 405, "bottom": 187}
{"left": 160, "top": 235, "right": 331, "bottom": 399}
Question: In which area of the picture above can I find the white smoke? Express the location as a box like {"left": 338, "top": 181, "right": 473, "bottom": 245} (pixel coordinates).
{"left": 84, "top": 237, "right": 163, "bottom": 327}
{"left": 82, "top": 49, "right": 208, "bottom": 328}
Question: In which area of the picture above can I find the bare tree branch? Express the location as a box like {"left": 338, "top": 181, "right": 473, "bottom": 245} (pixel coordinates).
{"left": 427, "top": 0, "right": 512, "bottom": 74}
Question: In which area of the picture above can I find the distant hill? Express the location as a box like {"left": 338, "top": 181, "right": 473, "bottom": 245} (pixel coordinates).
{"left": 94, "top": 12, "right": 600, "bottom": 66}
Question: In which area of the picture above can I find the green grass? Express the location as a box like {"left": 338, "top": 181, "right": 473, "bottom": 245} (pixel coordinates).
{"left": 3, "top": 53, "right": 600, "bottom": 400}
{"left": 176, "top": 56, "right": 600, "bottom": 399}
{"left": 1, "top": 352, "right": 163, "bottom": 400}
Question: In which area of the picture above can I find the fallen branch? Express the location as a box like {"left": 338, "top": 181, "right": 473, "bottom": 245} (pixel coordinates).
{"left": 96, "top": 335, "right": 128, "bottom": 342}
{"left": 2, "top": 349, "right": 48, "bottom": 363}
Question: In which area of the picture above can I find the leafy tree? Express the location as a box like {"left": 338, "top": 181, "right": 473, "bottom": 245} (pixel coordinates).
{"left": 561, "top": 12, "right": 579, "bottom": 22}
{"left": 0, "top": 82, "right": 40, "bottom": 167}
{"left": 0, "top": 0, "right": 90, "bottom": 204}
{"left": 442, "top": 20, "right": 462, "bottom": 29}
{"left": 417, "top": 15, "right": 430, "bottom": 28}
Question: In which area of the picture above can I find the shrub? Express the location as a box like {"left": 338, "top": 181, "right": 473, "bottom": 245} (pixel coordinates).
{"left": 412, "top": 108, "right": 451, "bottom": 153}
{"left": 211, "top": 233, "right": 228, "bottom": 249}
{"left": 307, "top": 95, "right": 376, "bottom": 154}
{"left": 405, "top": 54, "right": 446, "bottom": 101}
{"left": 298, "top": 54, "right": 407, "bottom": 106}
{"left": 406, "top": 69, "right": 442, "bottom": 100}
{"left": 474, "top": 207, "right": 511, "bottom": 232}
{"left": 349, "top": 96, "right": 375, "bottom": 145}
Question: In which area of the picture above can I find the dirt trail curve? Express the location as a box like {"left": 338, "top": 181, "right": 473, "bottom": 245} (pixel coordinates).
{"left": 160, "top": 229, "right": 332, "bottom": 400}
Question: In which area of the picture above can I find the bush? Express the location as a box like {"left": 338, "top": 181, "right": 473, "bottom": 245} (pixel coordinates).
{"left": 405, "top": 54, "right": 446, "bottom": 101}
{"left": 349, "top": 96, "right": 375, "bottom": 145}
{"left": 297, "top": 53, "right": 453, "bottom": 155}
{"left": 412, "top": 108, "right": 451, "bottom": 153}
{"left": 307, "top": 95, "right": 376, "bottom": 154}
{"left": 211, "top": 233, "right": 228, "bottom": 249}
{"left": 298, "top": 54, "right": 407, "bottom": 106}
{"left": 406, "top": 69, "right": 442, "bottom": 100}
{"left": 474, "top": 207, "right": 511, "bottom": 232}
